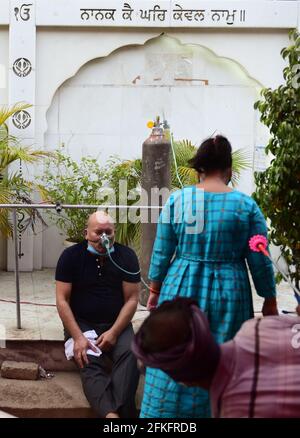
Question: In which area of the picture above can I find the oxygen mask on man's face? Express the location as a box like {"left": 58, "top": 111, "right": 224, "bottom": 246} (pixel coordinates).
{"left": 99, "top": 232, "right": 111, "bottom": 249}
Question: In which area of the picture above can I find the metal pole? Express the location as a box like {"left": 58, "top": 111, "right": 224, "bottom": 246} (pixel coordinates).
{"left": 0, "top": 204, "right": 162, "bottom": 209}
{"left": 140, "top": 123, "right": 171, "bottom": 305}
{"left": 12, "top": 209, "right": 21, "bottom": 329}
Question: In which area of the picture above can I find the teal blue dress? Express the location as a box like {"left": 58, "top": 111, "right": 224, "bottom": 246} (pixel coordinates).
{"left": 140, "top": 187, "right": 276, "bottom": 418}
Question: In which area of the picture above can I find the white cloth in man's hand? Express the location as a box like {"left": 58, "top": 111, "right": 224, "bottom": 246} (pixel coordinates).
{"left": 64, "top": 330, "right": 102, "bottom": 360}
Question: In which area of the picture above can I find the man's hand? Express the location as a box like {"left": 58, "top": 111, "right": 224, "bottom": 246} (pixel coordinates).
{"left": 147, "top": 292, "right": 159, "bottom": 311}
{"left": 137, "top": 359, "right": 146, "bottom": 375}
{"left": 73, "top": 335, "right": 98, "bottom": 369}
{"left": 96, "top": 329, "right": 117, "bottom": 352}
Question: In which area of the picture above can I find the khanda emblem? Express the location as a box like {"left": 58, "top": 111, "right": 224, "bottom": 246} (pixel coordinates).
{"left": 13, "top": 58, "right": 32, "bottom": 77}
{"left": 12, "top": 110, "right": 32, "bottom": 130}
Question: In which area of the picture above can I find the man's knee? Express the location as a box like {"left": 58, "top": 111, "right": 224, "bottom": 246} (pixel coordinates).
{"left": 112, "top": 325, "right": 135, "bottom": 358}
{"left": 79, "top": 354, "right": 113, "bottom": 379}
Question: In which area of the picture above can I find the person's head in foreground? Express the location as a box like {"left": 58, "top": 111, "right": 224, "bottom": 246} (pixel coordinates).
{"left": 133, "top": 299, "right": 300, "bottom": 418}
{"left": 132, "top": 299, "right": 300, "bottom": 391}
{"left": 132, "top": 297, "right": 220, "bottom": 389}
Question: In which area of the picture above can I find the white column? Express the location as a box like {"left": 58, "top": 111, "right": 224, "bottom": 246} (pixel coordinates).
{"left": 8, "top": 0, "right": 37, "bottom": 271}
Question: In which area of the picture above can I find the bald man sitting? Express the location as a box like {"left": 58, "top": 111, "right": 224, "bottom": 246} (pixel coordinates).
{"left": 55, "top": 212, "right": 140, "bottom": 418}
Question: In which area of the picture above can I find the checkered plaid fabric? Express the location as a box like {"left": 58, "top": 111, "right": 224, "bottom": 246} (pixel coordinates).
{"left": 140, "top": 187, "right": 276, "bottom": 418}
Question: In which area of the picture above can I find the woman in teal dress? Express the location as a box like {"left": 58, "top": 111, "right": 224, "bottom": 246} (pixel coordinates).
{"left": 140, "top": 135, "right": 278, "bottom": 418}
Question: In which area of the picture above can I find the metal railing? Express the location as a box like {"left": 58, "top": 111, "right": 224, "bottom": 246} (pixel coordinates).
{"left": 0, "top": 203, "right": 161, "bottom": 329}
{"left": 1, "top": 203, "right": 297, "bottom": 329}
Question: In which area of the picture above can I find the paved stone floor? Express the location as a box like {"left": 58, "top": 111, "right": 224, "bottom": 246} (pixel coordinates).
{"left": 0, "top": 269, "right": 149, "bottom": 340}
{"left": 0, "top": 372, "right": 94, "bottom": 418}
{"left": 0, "top": 269, "right": 297, "bottom": 340}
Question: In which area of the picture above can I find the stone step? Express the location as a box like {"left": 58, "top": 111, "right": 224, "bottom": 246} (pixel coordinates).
{"left": 0, "top": 372, "right": 95, "bottom": 418}
{"left": 0, "top": 371, "right": 144, "bottom": 418}
{"left": 0, "top": 340, "right": 77, "bottom": 372}
{"left": 0, "top": 341, "right": 145, "bottom": 418}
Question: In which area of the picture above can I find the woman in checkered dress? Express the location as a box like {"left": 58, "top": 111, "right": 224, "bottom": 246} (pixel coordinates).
{"left": 140, "top": 135, "right": 277, "bottom": 418}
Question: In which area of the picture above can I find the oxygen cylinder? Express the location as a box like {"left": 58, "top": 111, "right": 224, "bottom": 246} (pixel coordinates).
{"left": 140, "top": 118, "right": 171, "bottom": 305}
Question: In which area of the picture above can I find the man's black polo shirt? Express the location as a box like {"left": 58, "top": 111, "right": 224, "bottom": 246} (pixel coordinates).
{"left": 55, "top": 241, "right": 140, "bottom": 324}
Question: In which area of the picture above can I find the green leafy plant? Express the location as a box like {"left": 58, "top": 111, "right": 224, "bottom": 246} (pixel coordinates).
{"left": 253, "top": 29, "right": 300, "bottom": 289}
{"left": 0, "top": 103, "right": 50, "bottom": 237}
{"left": 104, "top": 156, "right": 142, "bottom": 252}
{"left": 41, "top": 146, "right": 105, "bottom": 243}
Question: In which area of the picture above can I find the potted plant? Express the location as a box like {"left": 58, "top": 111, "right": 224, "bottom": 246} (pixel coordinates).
{"left": 41, "top": 145, "right": 106, "bottom": 244}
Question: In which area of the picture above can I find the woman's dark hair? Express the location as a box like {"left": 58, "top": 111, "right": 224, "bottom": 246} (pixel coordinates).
{"left": 139, "top": 298, "right": 197, "bottom": 354}
{"left": 189, "top": 135, "right": 232, "bottom": 174}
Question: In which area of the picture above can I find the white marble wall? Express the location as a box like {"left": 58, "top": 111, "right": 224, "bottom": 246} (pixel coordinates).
{"left": 0, "top": 28, "right": 8, "bottom": 104}
{"left": 36, "top": 26, "right": 293, "bottom": 268}
{"left": 45, "top": 34, "right": 259, "bottom": 172}
{"left": 0, "top": 28, "right": 9, "bottom": 270}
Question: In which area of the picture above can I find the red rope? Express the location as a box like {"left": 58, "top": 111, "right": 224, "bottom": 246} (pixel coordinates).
{"left": 0, "top": 298, "right": 56, "bottom": 307}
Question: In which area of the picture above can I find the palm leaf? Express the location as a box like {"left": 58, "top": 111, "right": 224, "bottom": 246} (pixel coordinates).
{"left": 0, "top": 146, "right": 52, "bottom": 173}
{"left": 171, "top": 139, "right": 196, "bottom": 166}
{"left": 172, "top": 166, "right": 198, "bottom": 188}
{"left": 231, "top": 149, "right": 252, "bottom": 187}
{"left": 0, "top": 124, "right": 8, "bottom": 141}
{"left": 115, "top": 220, "right": 141, "bottom": 255}
{"left": 0, "top": 209, "right": 11, "bottom": 237}
{"left": 0, "top": 103, "right": 51, "bottom": 237}
{"left": 0, "top": 184, "right": 14, "bottom": 236}
{"left": 0, "top": 185, "right": 12, "bottom": 204}
{"left": 171, "top": 140, "right": 251, "bottom": 188}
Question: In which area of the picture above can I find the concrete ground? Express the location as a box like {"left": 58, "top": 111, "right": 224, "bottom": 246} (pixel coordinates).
{"left": 0, "top": 269, "right": 297, "bottom": 418}
{"left": 0, "top": 269, "right": 149, "bottom": 340}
